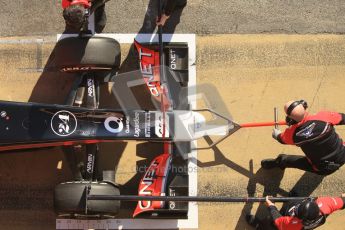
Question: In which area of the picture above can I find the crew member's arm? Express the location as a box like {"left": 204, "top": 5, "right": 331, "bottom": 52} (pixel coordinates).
{"left": 315, "top": 111, "right": 345, "bottom": 125}
{"left": 316, "top": 195, "right": 345, "bottom": 215}
{"left": 265, "top": 196, "right": 300, "bottom": 230}
{"left": 266, "top": 198, "right": 282, "bottom": 220}
{"left": 157, "top": 0, "right": 177, "bottom": 26}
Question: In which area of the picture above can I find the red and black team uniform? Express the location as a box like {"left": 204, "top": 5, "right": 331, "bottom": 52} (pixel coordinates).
{"left": 269, "top": 196, "right": 345, "bottom": 230}
{"left": 275, "top": 111, "right": 345, "bottom": 175}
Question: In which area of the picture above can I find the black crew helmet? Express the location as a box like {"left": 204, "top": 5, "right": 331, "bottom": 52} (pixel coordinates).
{"left": 296, "top": 198, "right": 320, "bottom": 222}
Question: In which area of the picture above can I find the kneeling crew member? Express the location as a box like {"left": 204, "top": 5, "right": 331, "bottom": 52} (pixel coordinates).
{"left": 247, "top": 195, "right": 345, "bottom": 230}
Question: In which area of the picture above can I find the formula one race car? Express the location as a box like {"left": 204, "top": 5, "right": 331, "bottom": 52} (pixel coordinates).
{"left": 0, "top": 33, "right": 200, "bottom": 219}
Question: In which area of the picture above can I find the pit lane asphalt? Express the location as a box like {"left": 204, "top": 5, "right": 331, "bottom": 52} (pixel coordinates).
{"left": 1, "top": 0, "right": 345, "bottom": 229}
{"left": 1, "top": 0, "right": 345, "bottom": 36}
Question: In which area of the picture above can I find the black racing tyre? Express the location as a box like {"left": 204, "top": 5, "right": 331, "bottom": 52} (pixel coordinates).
{"left": 54, "top": 36, "right": 121, "bottom": 72}
{"left": 54, "top": 181, "right": 120, "bottom": 217}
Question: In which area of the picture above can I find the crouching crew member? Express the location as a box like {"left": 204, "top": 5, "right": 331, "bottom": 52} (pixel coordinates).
{"left": 261, "top": 100, "right": 345, "bottom": 175}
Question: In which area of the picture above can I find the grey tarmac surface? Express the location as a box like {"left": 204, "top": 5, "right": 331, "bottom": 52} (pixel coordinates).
{"left": 1, "top": 0, "right": 345, "bottom": 36}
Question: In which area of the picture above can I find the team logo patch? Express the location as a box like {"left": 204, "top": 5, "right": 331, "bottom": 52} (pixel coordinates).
{"left": 0, "top": 111, "right": 6, "bottom": 118}
{"left": 51, "top": 110, "right": 77, "bottom": 136}
{"left": 296, "top": 122, "right": 316, "bottom": 138}
{"left": 104, "top": 116, "right": 124, "bottom": 134}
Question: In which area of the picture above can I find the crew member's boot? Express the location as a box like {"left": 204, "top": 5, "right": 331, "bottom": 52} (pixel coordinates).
{"left": 261, "top": 154, "right": 287, "bottom": 170}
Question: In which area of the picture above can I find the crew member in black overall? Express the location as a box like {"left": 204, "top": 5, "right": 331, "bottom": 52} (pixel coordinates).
{"left": 62, "top": 0, "right": 109, "bottom": 33}
{"left": 246, "top": 195, "right": 345, "bottom": 230}
{"left": 261, "top": 100, "right": 345, "bottom": 175}
{"left": 139, "top": 0, "right": 187, "bottom": 34}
